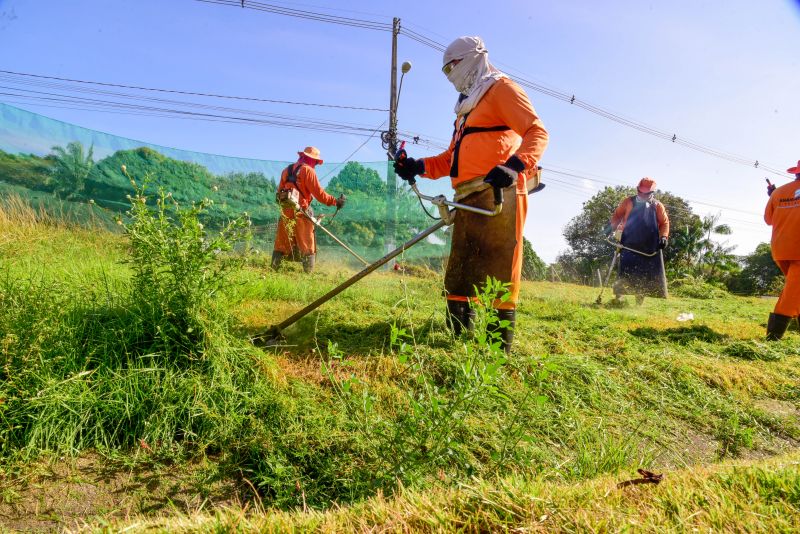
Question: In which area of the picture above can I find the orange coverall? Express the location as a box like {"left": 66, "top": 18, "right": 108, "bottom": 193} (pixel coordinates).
{"left": 421, "top": 77, "right": 549, "bottom": 309}
{"left": 764, "top": 180, "right": 800, "bottom": 316}
{"left": 273, "top": 162, "right": 337, "bottom": 257}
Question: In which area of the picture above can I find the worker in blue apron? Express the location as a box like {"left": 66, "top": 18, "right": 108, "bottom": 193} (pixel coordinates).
{"left": 609, "top": 177, "right": 670, "bottom": 304}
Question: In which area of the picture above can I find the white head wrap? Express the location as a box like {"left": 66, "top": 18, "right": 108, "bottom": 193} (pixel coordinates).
{"left": 443, "top": 36, "right": 506, "bottom": 116}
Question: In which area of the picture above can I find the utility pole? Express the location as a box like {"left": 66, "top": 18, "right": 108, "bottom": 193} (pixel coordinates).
{"left": 386, "top": 16, "right": 400, "bottom": 259}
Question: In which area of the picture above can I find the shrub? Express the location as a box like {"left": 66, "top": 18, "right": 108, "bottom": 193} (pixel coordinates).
{"left": 122, "top": 173, "right": 251, "bottom": 356}
{"left": 671, "top": 275, "right": 729, "bottom": 299}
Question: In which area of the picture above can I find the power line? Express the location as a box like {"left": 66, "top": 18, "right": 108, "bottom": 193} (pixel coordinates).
{"left": 0, "top": 79, "right": 383, "bottom": 131}
{"left": 391, "top": 28, "right": 787, "bottom": 176}
{"left": 319, "top": 119, "right": 387, "bottom": 180}
{"left": 191, "top": 0, "right": 788, "bottom": 176}
{"left": 542, "top": 167, "right": 764, "bottom": 218}
{"left": 542, "top": 170, "right": 767, "bottom": 232}
{"left": 0, "top": 91, "right": 383, "bottom": 137}
{"left": 194, "top": 0, "right": 392, "bottom": 31}
{"left": 0, "top": 69, "right": 388, "bottom": 112}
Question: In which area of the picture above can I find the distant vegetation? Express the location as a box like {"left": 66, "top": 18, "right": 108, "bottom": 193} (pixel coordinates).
{"left": 0, "top": 142, "right": 460, "bottom": 261}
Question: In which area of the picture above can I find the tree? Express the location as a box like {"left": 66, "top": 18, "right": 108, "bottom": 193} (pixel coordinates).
{"left": 669, "top": 214, "right": 738, "bottom": 282}
{"left": 727, "top": 243, "right": 783, "bottom": 295}
{"left": 50, "top": 142, "right": 94, "bottom": 199}
{"left": 522, "top": 237, "right": 547, "bottom": 280}
{"left": 327, "top": 161, "right": 386, "bottom": 196}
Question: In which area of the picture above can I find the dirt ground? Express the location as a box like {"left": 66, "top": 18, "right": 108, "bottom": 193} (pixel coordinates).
{"left": 0, "top": 452, "right": 247, "bottom": 532}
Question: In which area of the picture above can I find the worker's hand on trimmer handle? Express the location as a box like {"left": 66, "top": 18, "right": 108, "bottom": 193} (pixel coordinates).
{"left": 659, "top": 237, "right": 668, "bottom": 249}
{"left": 484, "top": 155, "right": 525, "bottom": 188}
{"left": 484, "top": 155, "right": 525, "bottom": 205}
{"left": 335, "top": 194, "right": 346, "bottom": 209}
{"left": 393, "top": 156, "right": 424, "bottom": 183}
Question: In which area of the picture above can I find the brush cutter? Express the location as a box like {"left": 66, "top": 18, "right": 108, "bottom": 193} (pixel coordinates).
{"left": 302, "top": 208, "right": 370, "bottom": 267}
{"left": 252, "top": 148, "right": 545, "bottom": 346}
{"left": 595, "top": 236, "right": 667, "bottom": 304}
{"left": 278, "top": 188, "right": 368, "bottom": 267}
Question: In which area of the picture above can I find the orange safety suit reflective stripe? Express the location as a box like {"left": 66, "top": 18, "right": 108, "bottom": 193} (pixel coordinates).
{"left": 420, "top": 78, "right": 548, "bottom": 309}
{"left": 764, "top": 179, "right": 800, "bottom": 316}
{"left": 273, "top": 162, "right": 336, "bottom": 257}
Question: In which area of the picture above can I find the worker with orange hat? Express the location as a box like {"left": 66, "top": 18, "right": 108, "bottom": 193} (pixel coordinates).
{"left": 609, "top": 177, "right": 670, "bottom": 304}
{"left": 272, "top": 147, "right": 345, "bottom": 273}
{"left": 763, "top": 160, "right": 800, "bottom": 340}
{"left": 392, "top": 35, "right": 549, "bottom": 353}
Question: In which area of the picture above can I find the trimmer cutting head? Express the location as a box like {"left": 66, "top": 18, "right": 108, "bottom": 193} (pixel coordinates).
{"left": 251, "top": 327, "right": 284, "bottom": 348}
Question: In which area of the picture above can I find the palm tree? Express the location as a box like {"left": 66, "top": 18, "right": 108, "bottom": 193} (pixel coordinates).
{"left": 50, "top": 141, "right": 94, "bottom": 199}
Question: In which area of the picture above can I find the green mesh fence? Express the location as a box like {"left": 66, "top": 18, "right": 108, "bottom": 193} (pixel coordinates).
{"left": 0, "top": 103, "right": 451, "bottom": 267}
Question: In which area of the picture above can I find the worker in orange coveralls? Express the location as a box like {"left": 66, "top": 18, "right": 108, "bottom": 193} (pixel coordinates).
{"left": 608, "top": 177, "right": 670, "bottom": 305}
{"left": 272, "top": 147, "right": 345, "bottom": 273}
{"left": 763, "top": 160, "right": 800, "bottom": 340}
{"left": 392, "top": 36, "right": 549, "bottom": 353}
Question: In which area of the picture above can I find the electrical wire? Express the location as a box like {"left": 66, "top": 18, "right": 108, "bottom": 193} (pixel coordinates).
{"left": 194, "top": 0, "right": 392, "bottom": 31}
{"left": 0, "top": 69, "right": 387, "bottom": 112}
{"left": 392, "top": 27, "right": 787, "bottom": 177}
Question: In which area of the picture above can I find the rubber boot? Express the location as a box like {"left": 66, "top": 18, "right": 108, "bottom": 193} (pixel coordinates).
{"left": 446, "top": 301, "right": 475, "bottom": 336}
{"left": 766, "top": 313, "right": 792, "bottom": 341}
{"left": 302, "top": 254, "right": 316, "bottom": 273}
{"left": 488, "top": 309, "right": 516, "bottom": 354}
{"left": 611, "top": 281, "right": 624, "bottom": 305}
{"left": 271, "top": 251, "right": 283, "bottom": 270}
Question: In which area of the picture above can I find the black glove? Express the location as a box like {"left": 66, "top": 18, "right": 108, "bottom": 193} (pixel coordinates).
{"left": 659, "top": 237, "right": 668, "bottom": 249}
{"left": 484, "top": 155, "right": 525, "bottom": 189}
{"left": 335, "top": 194, "right": 346, "bottom": 209}
{"left": 393, "top": 157, "right": 425, "bottom": 182}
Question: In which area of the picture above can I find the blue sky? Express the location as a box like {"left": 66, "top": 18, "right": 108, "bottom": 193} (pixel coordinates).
{"left": 1, "top": 0, "right": 799, "bottom": 262}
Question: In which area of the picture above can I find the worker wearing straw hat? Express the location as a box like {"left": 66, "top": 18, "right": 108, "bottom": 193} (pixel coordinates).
{"left": 272, "top": 147, "right": 345, "bottom": 273}
{"left": 763, "top": 160, "right": 800, "bottom": 340}
{"left": 609, "top": 177, "right": 670, "bottom": 305}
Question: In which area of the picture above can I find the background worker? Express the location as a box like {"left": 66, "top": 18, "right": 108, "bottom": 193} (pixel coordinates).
{"left": 763, "top": 160, "right": 800, "bottom": 340}
{"left": 608, "top": 177, "right": 670, "bottom": 304}
{"left": 393, "top": 36, "right": 549, "bottom": 353}
{"left": 272, "top": 146, "right": 345, "bottom": 273}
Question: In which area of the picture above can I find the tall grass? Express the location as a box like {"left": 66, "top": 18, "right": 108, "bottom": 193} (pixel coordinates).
{"left": 1, "top": 189, "right": 800, "bottom": 522}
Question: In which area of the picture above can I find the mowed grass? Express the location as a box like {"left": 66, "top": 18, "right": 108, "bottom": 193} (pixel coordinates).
{"left": 1, "top": 197, "right": 798, "bottom": 531}
{"left": 97, "top": 451, "right": 800, "bottom": 533}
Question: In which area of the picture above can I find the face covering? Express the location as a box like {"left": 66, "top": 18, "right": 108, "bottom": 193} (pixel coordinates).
{"left": 442, "top": 36, "right": 506, "bottom": 116}
{"left": 445, "top": 51, "right": 484, "bottom": 94}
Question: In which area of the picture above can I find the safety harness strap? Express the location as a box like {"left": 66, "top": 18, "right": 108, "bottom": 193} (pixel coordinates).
{"left": 450, "top": 126, "right": 511, "bottom": 178}
{"left": 449, "top": 113, "right": 511, "bottom": 177}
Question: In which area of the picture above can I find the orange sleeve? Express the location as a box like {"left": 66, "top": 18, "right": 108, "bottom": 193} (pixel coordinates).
{"left": 300, "top": 166, "right": 336, "bottom": 206}
{"left": 421, "top": 123, "right": 457, "bottom": 180}
{"left": 610, "top": 198, "right": 630, "bottom": 229}
{"left": 491, "top": 79, "right": 549, "bottom": 170}
{"left": 656, "top": 202, "right": 670, "bottom": 237}
{"left": 764, "top": 195, "right": 774, "bottom": 226}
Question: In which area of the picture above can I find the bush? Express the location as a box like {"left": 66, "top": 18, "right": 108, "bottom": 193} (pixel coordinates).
{"left": 122, "top": 173, "right": 251, "bottom": 356}
{"left": 671, "top": 275, "right": 729, "bottom": 299}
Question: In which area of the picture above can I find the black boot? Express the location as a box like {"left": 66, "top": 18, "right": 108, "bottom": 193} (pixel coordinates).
{"left": 766, "top": 313, "right": 792, "bottom": 341}
{"left": 446, "top": 301, "right": 475, "bottom": 336}
{"left": 302, "top": 254, "right": 316, "bottom": 273}
{"left": 488, "top": 309, "right": 516, "bottom": 354}
{"left": 271, "top": 251, "right": 283, "bottom": 270}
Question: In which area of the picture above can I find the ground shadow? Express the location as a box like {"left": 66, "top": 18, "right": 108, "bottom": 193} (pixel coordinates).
{"left": 629, "top": 324, "right": 728, "bottom": 345}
